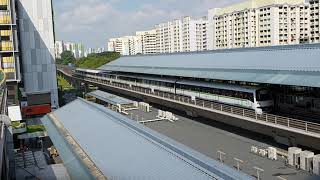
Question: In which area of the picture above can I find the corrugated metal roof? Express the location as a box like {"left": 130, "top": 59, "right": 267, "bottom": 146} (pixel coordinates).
{"left": 99, "top": 44, "right": 320, "bottom": 87}
{"left": 87, "top": 90, "right": 134, "bottom": 105}
{"left": 43, "top": 98, "right": 253, "bottom": 180}
{"left": 177, "top": 79, "right": 259, "bottom": 93}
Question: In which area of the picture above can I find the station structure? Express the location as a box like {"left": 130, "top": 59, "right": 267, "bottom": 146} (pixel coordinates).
{"left": 42, "top": 98, "right": 253, "bottom": 180}
{"left": 58, "top": 43, "right": 320, "bottom": 150}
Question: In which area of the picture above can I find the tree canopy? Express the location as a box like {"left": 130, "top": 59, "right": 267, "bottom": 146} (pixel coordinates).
{"left": 75, "top": 52, "right": 120, "bottom": 68}
{"left": 56, "top": 51, "right": 120, "bottom": 68}
{"left": 56, "top": 51, "right": 76, "bottom": 65}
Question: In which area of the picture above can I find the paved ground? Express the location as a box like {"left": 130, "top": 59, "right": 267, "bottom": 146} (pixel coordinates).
{"left": 15, "top": 150, "right": 70, "bottom": 180}
{"left": 124, "top": 105, "right": 319, "bottom": 180}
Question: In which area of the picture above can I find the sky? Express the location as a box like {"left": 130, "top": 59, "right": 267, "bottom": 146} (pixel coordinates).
{"left": 53, "top": 0, "right": 244, "bottom": 48}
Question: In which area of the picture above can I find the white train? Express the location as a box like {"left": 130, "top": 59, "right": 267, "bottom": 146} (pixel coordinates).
{"left": 75, "top": 68, "right": 274, "bottom": 114}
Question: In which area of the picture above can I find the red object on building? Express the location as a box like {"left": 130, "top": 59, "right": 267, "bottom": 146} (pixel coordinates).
{"left": 21, "top": 104, "right": 51, "bottom": 117}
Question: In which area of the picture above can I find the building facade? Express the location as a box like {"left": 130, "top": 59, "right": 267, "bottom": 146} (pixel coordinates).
{"left": 0, "top": 0, "right": 20, "bottom": 105}
{"left": 310, "top": 0, "right": 320, "bottom": 43}
{"left": 63, "top": 41, "right": 85, "bottom": 59}
{"left": 108, "top": 37, "right": 130, "bottom": 55}
{"left": 155, "top": 20, "right": 183, "bottom": 53}
{"left": 136, "top": 30, "right": 157, "bottom": 54}
{"left": 208, "top": 0, "right": 310, "bottom": 49}
{"left": 17, "top": 0, "right": 59, "bottom": 108}
{"left": 182, "top": 16, "right": 208, "bottom": 52}
{"left": 55, "top": 41, "right": 64, "bottom": 59}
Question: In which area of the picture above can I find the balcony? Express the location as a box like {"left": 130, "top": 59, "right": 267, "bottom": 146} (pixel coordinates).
{"left": 0, "top": 0, "right": 8, "bottom": 7}
{"left": 0, "top": 41, "right": 13, "bottom": 51}
{"left": 0, "top": 11, "right": 10, "bottom": 24}
{"left": 0, "top": 29, "right": 11, "bottom": 37}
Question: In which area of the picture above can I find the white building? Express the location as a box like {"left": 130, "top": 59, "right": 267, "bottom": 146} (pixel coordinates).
{"left": 310, "top": 0, "right": 320, "bottom": 43}
{"left": 155, "top": 20, "right": 183, "bottom": 53}
{"left": 63, "top": 42, "right": 85, "bottom": 59}
{"left": 108, "top": 37, "right": 130, "bottom": 55}
{"left": 108, "top": 30, "right": 158, "bottom": 55}
{"left": 207, "top": 0, "right": 310, "bottom": 50}
{"left": 182, "top": 16, "right": 208, "bottom": 52}
{"left": 55, "top": 41, "right": 64, "bottom": 59}
{"left": 136, "top": 30, "right": 157, "bottom": 54}
{"left": 17, "top": 0, "right": 59, "bottom": 107}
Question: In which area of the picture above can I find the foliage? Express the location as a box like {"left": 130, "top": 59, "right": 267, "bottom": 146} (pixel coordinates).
{"left": 57, "top": 75, "right": 74, "bottom": 91}
{"left": 27, "top": 125, "right": 45, "bottom": 133}
{"left": 12, "top": 122, "right": 26, "bottom": 129}
{"left": 75, "top": 52, "right": 120, "bottom": 69}
{"left": 56, "top": 51, "right": 76, "bottom": 65}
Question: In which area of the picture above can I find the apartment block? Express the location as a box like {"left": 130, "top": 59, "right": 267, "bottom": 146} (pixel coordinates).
{"left": 17, "top": 0, "right": 59, "bottom": 108}
{"left": 108, "top": 36, "right": 138, "bottom": 56}
{"left": 208, "top": 0, "right": 310, "bottom": 49}
{"left": 182, "top": 16, "right": 208, "bottom": 52}
{"left": 55, "top": 41, "right": 64, "bottom": 59}
{"left": 136, "top": 29, "right": 157, "bottom": 54}
{"left": 310, "top": 0, "right": 320, "bottom": 42}
{"left": 0, "top": 0, "right": 20, "bottom": 105}
{"left": 155, "top": 19, "right": 183, "bottom": 53}
{"left": 63, "top": 41, "right": 85, "bottom": 59}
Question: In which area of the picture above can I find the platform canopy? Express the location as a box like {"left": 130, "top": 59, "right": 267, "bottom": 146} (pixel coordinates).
{"left": 86, "top": 90, "right": 134, "bottom": 105}
{"left": 100, "top": 44, "right": 320, "bottom": 88}
{"left": 42, "top": 98, "right": 253, "bottom": 180}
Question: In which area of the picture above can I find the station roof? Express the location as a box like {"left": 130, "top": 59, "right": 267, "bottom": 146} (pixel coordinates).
{"left": 86, "top": 90, "right": 134, "bottom": 105}
{"left": 99, "top": 44, "right": 320, "bottom": 88}
{"left": 42, "top": 98, "right": 253, "bottom": 180}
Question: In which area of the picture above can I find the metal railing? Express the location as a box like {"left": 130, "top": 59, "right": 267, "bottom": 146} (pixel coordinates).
{"left": 79, "top": 75, "right": 320, "bottom": 136}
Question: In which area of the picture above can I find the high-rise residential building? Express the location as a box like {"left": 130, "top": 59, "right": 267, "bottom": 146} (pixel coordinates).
{"left": 136, "top": 29, "right": 157, "bottom": 54}
{"left": 108, "top": 37, "right": 130, "bottom": 55}
{"left": 182, "top": 16, "right": 208, "bottom": 52}
{"left": 0, "top": 0, "right": 20, "bottom": 105}
{"left": 63, "top": 41, "right": 85, "bottom": 59}
{"left": 208, "top": 0, "right": 310, "bottom": 50}
{"left": 310, "top": 0, "right": 320, "bottom": 43}
{"left": 55, "top": 41, "right": 64, "bottom": 59}
{"left": 17, "top": 0, "right": 59, "bottom": 108}
{"left": 155, "top": 19, "right": 183, "bottom": 53}
{"left": 107, "top": 36, "right": 139, "bottom": 55}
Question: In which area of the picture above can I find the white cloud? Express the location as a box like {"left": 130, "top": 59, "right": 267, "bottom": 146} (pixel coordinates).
{"left": 54, "top": 0, "right": 244, "bottom": 48}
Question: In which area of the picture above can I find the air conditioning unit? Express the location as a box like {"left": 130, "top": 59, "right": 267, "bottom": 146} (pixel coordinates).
{"left": 313, "top": 155, "right": 320, "bottom": 175}
{"left": 288, "top": 147, "right": 302, "bottom": 167}
{"left": 267, "top": 147, "right": 277, "bottom": 160}
{"left": 259, "top": 149, "right": 267, "bottom": 157}
{"left": 300, "top": 151, "right": 314, "bottom": 171}
{"left": 251, "top": 146, "right": 258, "bottom": 154}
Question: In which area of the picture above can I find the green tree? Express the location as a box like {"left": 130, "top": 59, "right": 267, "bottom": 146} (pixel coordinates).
{"left": 75, "top": 52, "right": 120, "bottom": 69}
{"left": 58, "top": 51, "right": 76, "bottom": 65}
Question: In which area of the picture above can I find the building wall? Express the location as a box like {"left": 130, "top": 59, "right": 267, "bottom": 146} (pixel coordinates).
{"left": 183, "top": 17, "right": 208, "bottom": 52}
{"left": 310, "top": 0, "right": 320, "bottom": 43}
{"left": 155, "top": 20, "right": 183, "bottom": 54}
{"left": 55, "top": 41, "right": 64, "bottom": 58}
{"left": 17, "top": 0, "right": 59, "bottom": 107}
{"left": 208, "top": 0, "right": 310, "bottom": 49}
{"left": 0, "top": 0, "right": 20, "bottom": 82}
{"left": 136, "top": 30, "right": 157, "bottom": 54}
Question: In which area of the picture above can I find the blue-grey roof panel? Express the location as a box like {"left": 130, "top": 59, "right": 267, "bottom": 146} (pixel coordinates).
{"left": 87, "top": 90, "right": 133, "bottom": 105}
{"left": 47, "top": 98, "right": 253, "bottom": 180}
{"left": 99, "top": 44, "right": 320, "bottom": 87}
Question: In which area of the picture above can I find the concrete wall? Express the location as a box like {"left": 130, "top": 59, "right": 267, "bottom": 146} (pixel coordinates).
{"left": 17, "top": 0, "right": 58, "bottom": 107}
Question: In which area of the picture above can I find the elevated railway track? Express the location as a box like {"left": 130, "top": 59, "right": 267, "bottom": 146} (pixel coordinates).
{"left": 57, "top": 66, "right": 320, "bottom": 150}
